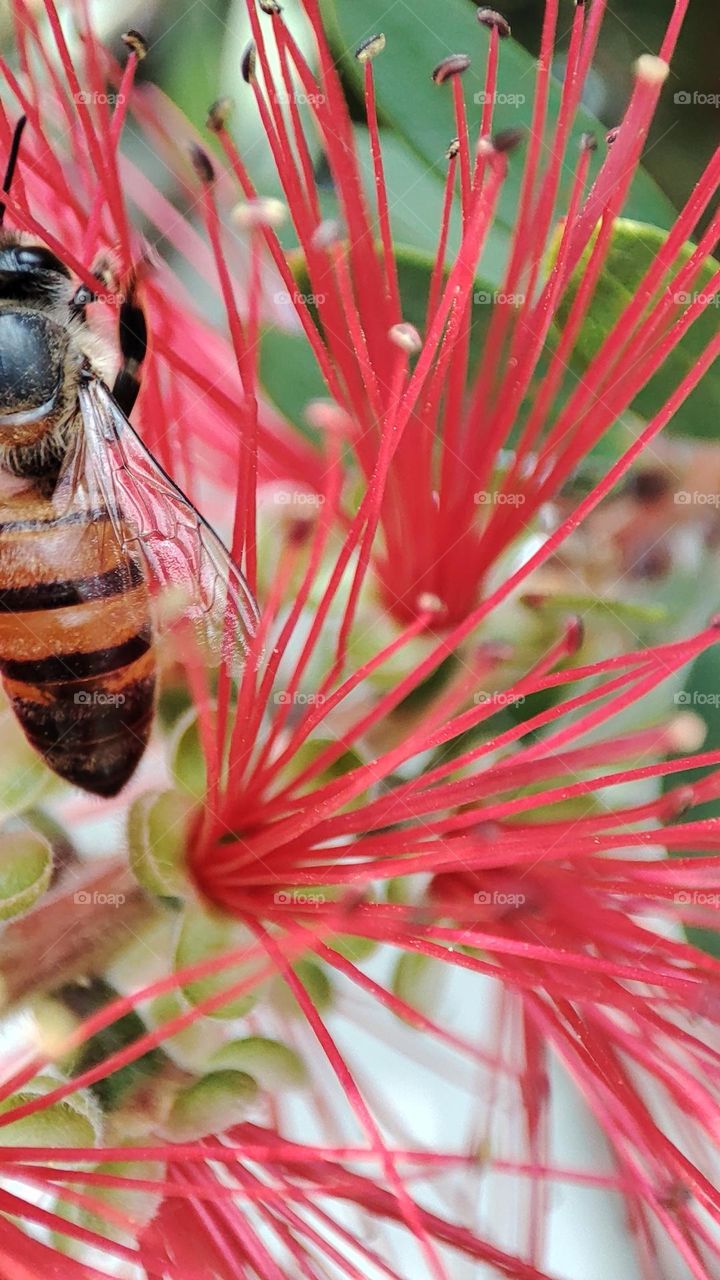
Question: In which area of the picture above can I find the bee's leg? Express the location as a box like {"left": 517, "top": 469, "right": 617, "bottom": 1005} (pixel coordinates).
{"left": 112, "top": 282, "right": 148, "bottom": 419}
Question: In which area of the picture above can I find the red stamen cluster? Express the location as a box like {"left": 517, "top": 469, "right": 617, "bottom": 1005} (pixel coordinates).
{"left": 2, "top": 1, "right": 720, "bottom": 1277}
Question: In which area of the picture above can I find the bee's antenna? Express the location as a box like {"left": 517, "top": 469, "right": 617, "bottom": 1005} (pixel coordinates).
{"left": 0, "top": 116, "right": 28, "bottom": 227}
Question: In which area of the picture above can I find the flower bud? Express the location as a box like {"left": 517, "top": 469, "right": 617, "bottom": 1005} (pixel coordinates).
{"left": 210, "top": 1036, "right": 307, "bottom": 1088}
{"left": 167, "top": 1070, "right": 258, "bottom": 1141}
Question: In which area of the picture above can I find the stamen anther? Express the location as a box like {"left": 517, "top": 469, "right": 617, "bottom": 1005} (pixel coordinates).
{"left": 305, "top": 400, "right": 354, "bottom": 436}
{"left": 122, "top": 30, "right": 148, "bottom": 59}
{"left": 191, "top": 145, "right": 215, "bottom": 185}
{"left": 476, "top": 9, "right": 511, "bottom": 38}
{"left": 634, "top": 54, "right": 670, "bottom": 87}
{"left": 232, "top": 196, "right": 287, "bottom": 229}
{"left": 563, "top": 615, "right": 585, "bottom": 652}
{"left": 491, "top": 126, "right": 525, "bottom": 153}
{"left": 432, "top": 54, "right": 471, "bottom": 84}
{"left": 206, "top": 97, "right": 234, "bottom": 132}
{"left": 389, "top": 322, "right": 422, "bottom": 354}
{"left": 242, "top": 41, "right": 257, "bottom": 83}
{"left": 627, "top": 469, "right": 671, "bottom": 504}
{"left": 417, "top": 592, "right": 446, "bottom": 617}
{"left": 312, "top": 218, "right": 344, "bottom": 250}
{"left": 355, "top": 34, "right": 386, "bottom": 63}
{"left": 668, "top": 713, "right": 707, "bottom": 753}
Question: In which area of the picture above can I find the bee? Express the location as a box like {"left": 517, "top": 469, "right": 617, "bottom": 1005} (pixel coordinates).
{"left": 0, "top": 118, "right": 257, "bottom": 796}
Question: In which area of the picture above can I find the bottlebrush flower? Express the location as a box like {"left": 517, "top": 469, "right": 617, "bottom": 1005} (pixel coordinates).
{"left": 1, "top": 1, "right": 720, "bottom": 1278}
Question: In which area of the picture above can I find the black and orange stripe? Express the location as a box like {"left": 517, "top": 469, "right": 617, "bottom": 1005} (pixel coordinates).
{"left": 0, "top": 498, "right": 156, "bottom": 795}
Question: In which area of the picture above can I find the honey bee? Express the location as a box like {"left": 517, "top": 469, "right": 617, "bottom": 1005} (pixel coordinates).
{"left": 0, "top": 118, "right": 257, "bottom": 795}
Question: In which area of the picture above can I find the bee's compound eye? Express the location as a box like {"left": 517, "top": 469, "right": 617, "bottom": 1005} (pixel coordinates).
{"left": 0, "top": 311, "right": 63, "bottom": 430}
{"left": 16, "top": 246, "right": 71, "bottom": 277}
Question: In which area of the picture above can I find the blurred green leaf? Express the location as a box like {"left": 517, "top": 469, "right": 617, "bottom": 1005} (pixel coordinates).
{"left": 259, "top": 328, "right": 326, "bottom": 434}
{"left": 662, "top": 644, "right": 720, "bottom": 958}
{"left": 353, "top": 125, "right": 510, "bottom": 279}
{"left": 555, "top": 219, "right": 720, "bottom": 440}
{"left": 259, "top": 242, "right": 510, "bottom": 419}
{"left": 320, "top": 0, "right": 677, "bottom": 256}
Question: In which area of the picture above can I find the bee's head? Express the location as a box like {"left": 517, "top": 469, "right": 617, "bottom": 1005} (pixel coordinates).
{"left": 0, "top": 236, "right": 72, "bottom": 302}
{"left": 0, "top": 243, "right": 73, "bottom": 446}
{"left": 0, "top": 119, "right": 78, "bottom": 460}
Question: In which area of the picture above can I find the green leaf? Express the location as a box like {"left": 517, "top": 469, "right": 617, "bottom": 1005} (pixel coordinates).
{"left": 663, "top": 645, "right": 720, "bottom": 958}
{"left": 259, "top": 242, "right": 508, "bottom": 421}
{"left": 555, "top": 219, "right": 720, "bottom": 440}
{"left": 155, "top": 0, "right": 230, "bottom": 136}
{"left": 320, "top": 0, "right": 676, "bottom": 239}
{"left": 352, "top": 125, "right": 515, "bottom": 277}
{"left": 395, "top": 243, "right": 506, "bottom": 363}
{"left": 326, "top": 933, "right": 378, "bottom": 962}
{"left": 259, "top": 327, "right": 327, "bottom": 433}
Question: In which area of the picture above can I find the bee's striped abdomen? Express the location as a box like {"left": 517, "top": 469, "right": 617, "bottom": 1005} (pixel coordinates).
{"left": 0, "top": 503, "right": 156, "bottom": 795}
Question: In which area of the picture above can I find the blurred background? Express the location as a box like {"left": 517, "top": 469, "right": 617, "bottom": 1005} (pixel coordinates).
{"left": 66, "top": 0, "right": 720, "bottom": 225}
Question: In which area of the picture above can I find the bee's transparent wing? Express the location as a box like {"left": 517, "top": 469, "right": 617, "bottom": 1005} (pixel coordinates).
{"left": 77, "top": 378, "right": 258, "bottom": 670}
